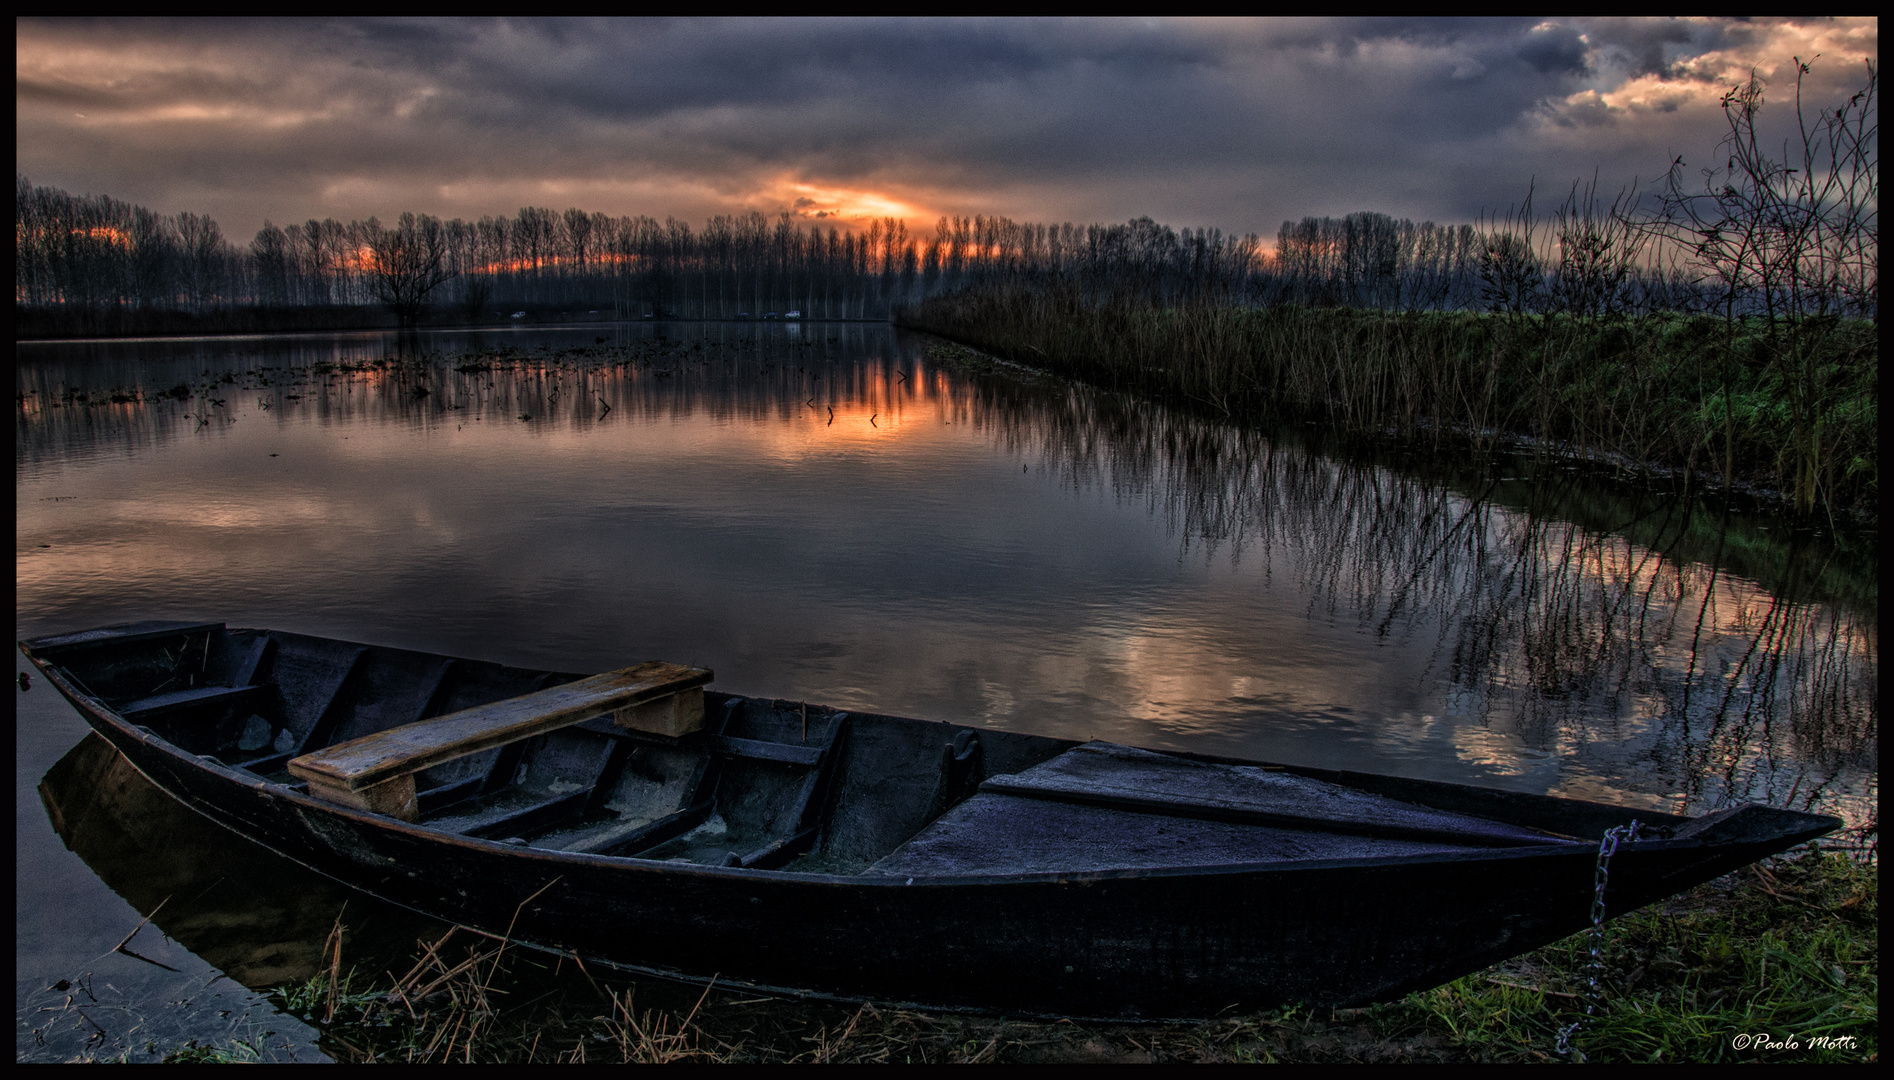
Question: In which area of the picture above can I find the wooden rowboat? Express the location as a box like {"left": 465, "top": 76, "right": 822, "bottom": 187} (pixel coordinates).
{"left": 20, "top": 620, "right": 1839, "bottom": 1020}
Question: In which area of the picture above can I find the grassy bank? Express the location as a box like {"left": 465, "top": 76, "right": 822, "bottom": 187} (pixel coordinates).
{"left": 241, "top": 847, "right": 1871, "bottom": 1064}
{"left": 917, "top": 334, "right": 1878, "bottom": 619}
{"left": 895, "top": 288, "right": 1878, "bottom": 524}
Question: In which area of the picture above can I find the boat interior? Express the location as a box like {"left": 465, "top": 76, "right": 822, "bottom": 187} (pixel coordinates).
{"left": 27, "top": 622, "right": 1666, "bottom": 878}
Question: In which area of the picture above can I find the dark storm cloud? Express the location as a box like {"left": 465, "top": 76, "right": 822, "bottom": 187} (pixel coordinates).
{"left": 1579, "top": 18, "right": 1724, "bottom": 80}
{"left": 1516, "top": 24, "right": 1590, "bottom": 74}
{"left": 16, "top": 17, "right": 1878, "bottom": 243}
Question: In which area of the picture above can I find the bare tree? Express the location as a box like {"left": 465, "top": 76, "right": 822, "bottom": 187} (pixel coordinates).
{"left": 175, "top": 211, "right": 233, "bottom": 312}
{"left": 251, "top": 222, "right": 291, "bottom": 306}
{"left": 1478, "top": 185, "right": 1545, "bottom": 315}
{"left": 1547, "top": 175, "right": 1650, "bottom": 319}
{"left": 460, "top": 273, "right": 493, "bottom": 324}
{"left": 1650, "top": 57, "right": 1877, "bottom": 322}
{"left": 363, "top": 212, "right": 456, "bottom": 327}
{"left": 1646, "top": 56, "right": 1878, "bottom": 514}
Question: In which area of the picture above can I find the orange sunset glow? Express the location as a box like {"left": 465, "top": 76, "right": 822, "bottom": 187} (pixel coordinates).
{"left": 15, "top": 18, "right": 1875, "bottom": 247}
{"left": 769, "top": 178, "right": 934, "bottom": 225}
{"left": 11, "top": 20, "right": 1878, "bottom": 1058}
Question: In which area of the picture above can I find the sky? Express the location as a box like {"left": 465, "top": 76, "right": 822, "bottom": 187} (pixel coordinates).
{"left": 15, "top": 17, "right": 1880, "bottom": 246}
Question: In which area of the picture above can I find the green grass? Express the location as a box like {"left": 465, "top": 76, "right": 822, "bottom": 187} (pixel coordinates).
{"left": 896, "top": 289, "right": 1878, "bottom": 523}
{"left": 1376, "top": 846, "right": 1877, "bottom": 1064}
{"left": 269, "top": 846, "right": 1873, "bottom": 1063}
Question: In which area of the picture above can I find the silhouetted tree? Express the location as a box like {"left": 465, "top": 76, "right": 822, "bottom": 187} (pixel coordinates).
{"left": 363, "top": 212, "right": 455, "bottom": 327}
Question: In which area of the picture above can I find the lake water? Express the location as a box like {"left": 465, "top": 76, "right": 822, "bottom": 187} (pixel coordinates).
{"left": 15, "top": 321, "right": 1876, "bottom": 1059}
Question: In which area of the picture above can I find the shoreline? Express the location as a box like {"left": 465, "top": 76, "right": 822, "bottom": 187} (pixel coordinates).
{"left": 904, "top": 325, "right": 1880, "bottom": 535}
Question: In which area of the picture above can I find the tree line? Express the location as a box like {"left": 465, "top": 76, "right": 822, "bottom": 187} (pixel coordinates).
{"left": 14, "top": 51, "right": 1874, "bottom": 331}
{"left": 8, "top": 176, "right": 1750, "bottom": 328}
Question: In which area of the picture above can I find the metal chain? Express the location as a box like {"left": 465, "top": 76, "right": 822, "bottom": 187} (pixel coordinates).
{"left": 1556, "top": 819, "right": 1642, "bottom": 1057}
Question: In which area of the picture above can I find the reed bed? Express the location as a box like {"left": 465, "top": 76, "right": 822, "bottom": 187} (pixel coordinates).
{"left": 896, "top": 291, "right": 1876, "bottom": 523}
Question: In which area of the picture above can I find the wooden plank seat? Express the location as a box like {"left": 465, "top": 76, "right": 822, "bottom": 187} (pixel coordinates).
{"left": 288, "top": 661, "right": 712, "bottom": 822}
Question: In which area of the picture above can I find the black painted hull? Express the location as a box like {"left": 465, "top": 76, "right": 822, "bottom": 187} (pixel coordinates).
{"left": 29, "top": 627, "right": 1839, "bottom": 1020}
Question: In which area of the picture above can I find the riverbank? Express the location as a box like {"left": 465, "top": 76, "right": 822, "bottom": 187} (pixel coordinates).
{"left": 192, "top": 846, "right": 1870, "bottom": 1063}
{"left": 911, "top": 334, "right": 1879, "bottom": 616}
{"left": 895, "top": 290, "right": 1878, "bottom": 526}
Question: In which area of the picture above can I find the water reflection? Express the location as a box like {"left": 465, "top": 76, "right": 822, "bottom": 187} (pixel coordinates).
{"left": 39, "top": 734, "right": 441, "bottom": 989}
{"left": 15, "top": 323, "right": 900, "bottom": 470}
{"left": 31, "top": 732, "right": 696, "bottom": 1063}
{"left": 972, "top": 372, "right": 1875, "bottom": 824}
{"left": 16, "top": 323, "right": 1875, "bottom": 838}
{"left": 21, "top": 732, "right": 363, "bottom": 1061}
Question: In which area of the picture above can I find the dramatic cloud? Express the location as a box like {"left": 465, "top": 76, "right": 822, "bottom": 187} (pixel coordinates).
{"left": 16, "top": 17, "right": 1878, "bottom": 244}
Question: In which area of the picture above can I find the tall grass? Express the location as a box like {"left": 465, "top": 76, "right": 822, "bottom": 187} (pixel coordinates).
{"left": 897, "top": 291, "right": 1876, "bottom": 522}
{"left": 897, "top": 58, "right": 1878, "bottom": 523}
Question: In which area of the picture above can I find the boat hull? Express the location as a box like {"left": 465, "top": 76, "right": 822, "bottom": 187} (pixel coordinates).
{"left": 28, "top": 625, "right": 1840, "bottom": 1020}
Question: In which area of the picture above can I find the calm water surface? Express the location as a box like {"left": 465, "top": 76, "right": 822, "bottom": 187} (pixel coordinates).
{"left": 16, "top": 321, "right": 1875, "bottom": 1058}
